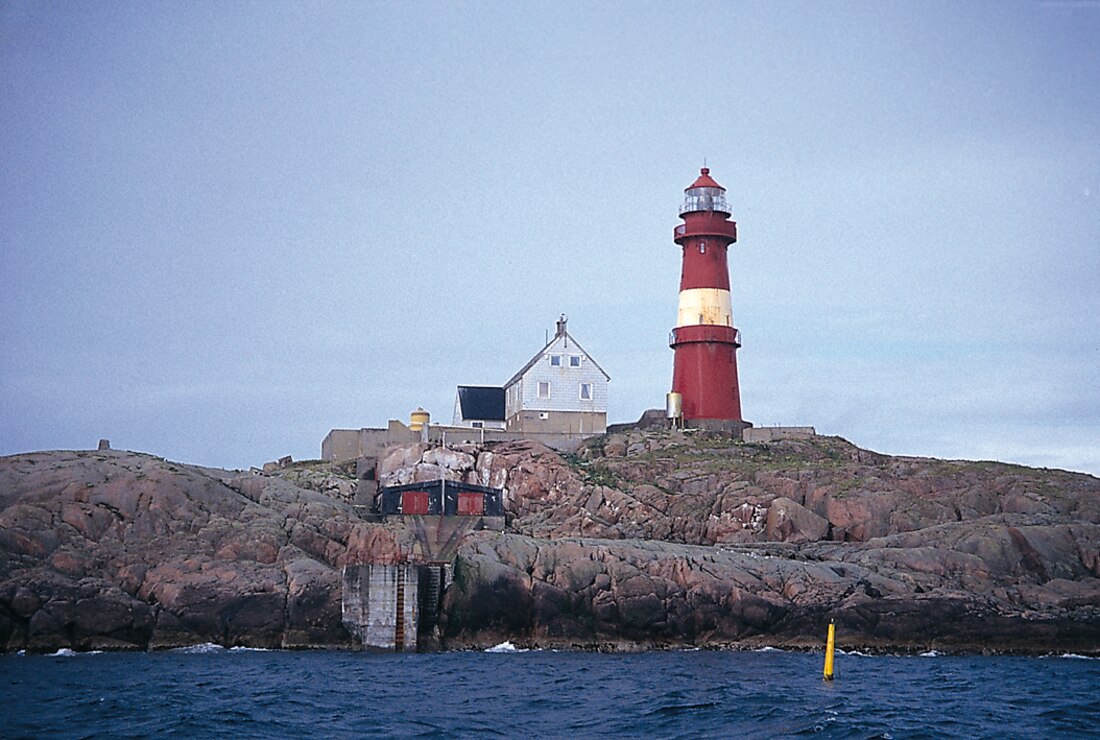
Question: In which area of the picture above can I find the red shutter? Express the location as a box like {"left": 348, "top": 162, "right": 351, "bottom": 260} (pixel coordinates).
{"left": 402, "top": 491, "right": 430, "bottom": 515}
{"left": 457, "top": 492, "right": 484, "bottom": 516}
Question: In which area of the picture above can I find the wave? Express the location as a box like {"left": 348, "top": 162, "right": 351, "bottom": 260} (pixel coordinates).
{"left": 47, "top": 648, "right": 103, "bottom": 657}
{"left": 484, "top": 641, "right": 531, "bottom": 653}
{"left": 170, "top": 643, "right": 226, "bottom": 654}
{"left": 919, "top": 650, "right": 941, "bottom": 657}
{"left": 7, "top": 650, "right": 1097, "bottom": 737}
{"left": 1059, "top": 653, "right": 1098, "bottom": 660}
{"left": 167, "top": 643, "right": 278, "bottom": 654}
{"left": 650, "top": 701, "right": 718, "bottom": 716}
{"left": 837, "top": 649, "right": 872, "bottom": 657}
{"left": 753, "top": 646, "right": 786, "bottom": 653}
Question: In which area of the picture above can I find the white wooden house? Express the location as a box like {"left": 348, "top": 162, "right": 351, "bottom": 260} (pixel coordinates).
{"left": 503, "top": 316, "right": 609, "bottom": 434}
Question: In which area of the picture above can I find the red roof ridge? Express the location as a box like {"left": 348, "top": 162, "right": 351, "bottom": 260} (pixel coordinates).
{"left": 686, "top": 167, "right": 724, "bottom": 191}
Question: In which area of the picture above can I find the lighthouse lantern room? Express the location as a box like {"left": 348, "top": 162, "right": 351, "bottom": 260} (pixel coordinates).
{"left": 669, "top": 168, "right": 746, "bottom": 430}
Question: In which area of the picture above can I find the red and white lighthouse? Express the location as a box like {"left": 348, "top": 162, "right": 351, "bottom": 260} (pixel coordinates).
{"left": 669, "top": 167, "right": 744, "bottom": 428}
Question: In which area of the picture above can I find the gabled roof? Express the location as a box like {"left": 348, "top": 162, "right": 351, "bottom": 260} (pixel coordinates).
{"left": 456, "top": 385, "right": 505, "bottom": 421}
{"left": 504, "top": 329, "right": 610, "bottom": 388}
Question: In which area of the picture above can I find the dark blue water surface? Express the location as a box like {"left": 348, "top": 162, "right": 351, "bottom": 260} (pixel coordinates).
{"left": 3, "top": 646, "right": 1098, "bottom": 738}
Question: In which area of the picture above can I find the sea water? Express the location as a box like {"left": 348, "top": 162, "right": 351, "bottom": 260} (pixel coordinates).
{"left": 3, "top": 647, "right": 1098, "bottom": 738}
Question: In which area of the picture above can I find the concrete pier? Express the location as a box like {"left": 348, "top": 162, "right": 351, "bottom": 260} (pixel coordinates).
{"left": 341, "top": 564, "right": 418, "bottom": 651}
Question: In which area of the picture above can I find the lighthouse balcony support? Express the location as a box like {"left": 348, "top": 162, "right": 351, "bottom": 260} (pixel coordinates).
{"left": 669, "top": 325, "right": 742, "bottom": 348}
{"left": 673, "top": 215, "right": 737, "bottom": 244}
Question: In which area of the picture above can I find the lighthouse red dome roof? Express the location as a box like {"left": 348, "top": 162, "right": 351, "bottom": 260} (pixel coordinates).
{"left": 686, "top": 167, "right": 724, "bottom": 191}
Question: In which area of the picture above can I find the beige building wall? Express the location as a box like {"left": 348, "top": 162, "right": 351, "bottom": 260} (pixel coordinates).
{"left": 506, "top": 410, "right": 606, "bottom": 435}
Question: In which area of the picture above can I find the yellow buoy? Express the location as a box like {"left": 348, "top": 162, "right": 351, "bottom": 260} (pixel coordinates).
{"left": 823, "top": 621, "right": 836, "bottom": 681}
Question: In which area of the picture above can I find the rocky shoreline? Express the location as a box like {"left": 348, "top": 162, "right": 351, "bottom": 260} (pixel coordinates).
{"left": 2, "top": 433, "right": 1099, "bottom": 655}
{"left": 17, "top": 641, "right": 1098, "bottom": 658}
{"left": 438, "top": 532, "right": 1100, "bottom": 657}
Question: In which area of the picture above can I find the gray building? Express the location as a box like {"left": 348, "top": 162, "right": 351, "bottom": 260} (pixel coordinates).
{"left": 503, "top": 316, "right": 609, "bottom": 434}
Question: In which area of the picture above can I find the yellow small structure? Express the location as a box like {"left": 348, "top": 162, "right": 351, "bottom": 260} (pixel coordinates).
{"left": 823, "top": 621, "right": 836, "bottom": 681}
{"left": 409, "top": 408, "right": 430, "bottom": 432}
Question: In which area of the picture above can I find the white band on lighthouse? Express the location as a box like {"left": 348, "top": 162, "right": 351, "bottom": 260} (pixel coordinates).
{"left": 676, "top": 288, "right": 733, "bottom": 328}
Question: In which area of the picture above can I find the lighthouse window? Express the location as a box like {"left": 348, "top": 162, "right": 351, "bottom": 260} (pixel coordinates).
{"left": 700, "top": 242, "right": 706, "bottom": 254}
{"left": 569, "top": 356, "right": 581, "bottom": 367}
{"left": 550, "top": 355, "right": 562, "bottom": 367}
{"left": 579, "top": 383, "right": 592, "bottom": 401}
{"left": 538, "top": 381, "right": 550, "bottom": 399}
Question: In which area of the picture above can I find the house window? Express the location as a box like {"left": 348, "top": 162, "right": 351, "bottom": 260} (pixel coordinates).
{"left": 569, "top": 356, "right": 581, "bottom": 367}
{"left": 550, "top": 355, "right": 562, "bottom": 366}
{"left": 538, "top": 381, "right": 550, "bottom": 399}
{"left": 579, "top": 383, "right": 592, "bottom": 401}
{"left": 471, "top": 421, "right": 483, "bottom": 428}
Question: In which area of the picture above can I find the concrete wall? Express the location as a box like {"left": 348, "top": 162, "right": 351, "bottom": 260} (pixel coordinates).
{"left": 743, "top": 426, "right": 816, "bottom": 443}
{"left": 423, "top": 423, "right": 598, "bottom": 453}
{"left": 325, "top": 415, "right": 609, "bottom": 464}
{"left": 686, "top": 418, "right": 754, "bottom": 435}
{"left": 607, "top": 409, "right": 668, "bottom": 434}
{"left": 341, "top": 564, "right": 418, "bottom": 651}
{"left": 322, "top": 422, "right": 421, "bottom": 463}
{"left": 322, "top": 429, "right": 360, "bottom": 463}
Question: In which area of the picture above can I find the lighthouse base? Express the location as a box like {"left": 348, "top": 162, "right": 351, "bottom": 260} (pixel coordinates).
{"left": 669, "top": 325, "right": 744, "bottom": 423}
{"left": 681, "top": 418, "right": 754, "bottom": 436}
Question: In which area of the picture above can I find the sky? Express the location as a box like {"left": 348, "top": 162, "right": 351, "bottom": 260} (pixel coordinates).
{"left": 2, "top": 1, "right": 1098, "bottom": 475}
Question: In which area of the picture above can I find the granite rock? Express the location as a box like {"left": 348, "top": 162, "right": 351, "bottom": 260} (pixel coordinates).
{"left": 0, "top": 450, "right": 411, "bottom": 652}
{"left": 4, "top": 432, "right": 1100, "bottom": 654}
